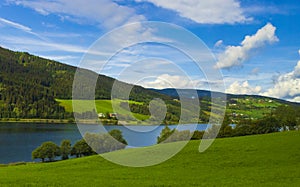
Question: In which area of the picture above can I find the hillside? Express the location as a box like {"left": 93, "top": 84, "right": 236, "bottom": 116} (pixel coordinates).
{"left": 0, "top": 46, "right": 170, "bottom": 120}
{"left": 0, "top": 131, "right": 299, "bottom": 186}
{"left": 0, "top": 46, "right": 299, "bottom": 124}
{"left": 153, "top": 88, "right": 300, "bottom": 121}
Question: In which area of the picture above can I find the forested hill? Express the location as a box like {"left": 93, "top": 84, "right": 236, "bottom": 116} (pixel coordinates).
{"left": 0, "top": 46, "right": 168, "bottom": 119}
{"left": 0, "top": 46, "right": 299, "bottom": 122}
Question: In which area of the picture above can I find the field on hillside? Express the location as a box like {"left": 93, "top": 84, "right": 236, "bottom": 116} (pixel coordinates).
{"left": 226, "top": 97, "right": 282, "bottom": 119}
{"left": 56, "top": 99, "right": 149, "bottom": 121}
{"left": 57, "top": 97, "right": 286, "bottom": 125}
{"left": 1, "top": 131, "right": 299, "bottom": 186}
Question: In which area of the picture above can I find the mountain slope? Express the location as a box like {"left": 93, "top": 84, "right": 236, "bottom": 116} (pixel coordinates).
{"left": 0, "top": 46, "right": 299, "bottom": 122}
{"left": 0, "top": 46, "right": 169, "bottom": 119}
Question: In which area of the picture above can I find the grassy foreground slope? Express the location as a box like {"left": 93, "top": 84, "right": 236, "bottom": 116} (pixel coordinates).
{"left": 1, "top": 131, "right": 300, "bottom": 186}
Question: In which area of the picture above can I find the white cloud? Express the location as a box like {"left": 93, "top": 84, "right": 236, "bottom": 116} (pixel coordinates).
{"left": 0, "top": 35, "right": 88, "bottom": 54}
{"left": 138, "top": 74, "right": 200, "bottom": 89}
{"left": 9, "top": 0, "right": 146, "bottom": 29}
{"left": 226, "top": 81, "right": 262, "bottom": 95}
{"left": 289, "top": 96, "right": 300, "bottom": 102}
{"left": 136, "top": 0, "right": 251, "bottom": 24}
{"left": 294, "top": 61, "right": 300, "bottom": 77}
{"left": 39, "top": 55, "right": 79, "bottom": 62}
{"left": 216, "top": 23, "right": 278, "bottom": 69}
{"left": 262, "top": 59, "right": 300, "bottom": 100}
{"left": 0, "top": 17, "right": 44, "bottom": 39}
{"left": 214, "top": 40, "right": 223, "bottom": 47}
{"left": 0, "top": 17, "right": 32, "bottom": 32}
{"left": 0, "top": 17, "right": 51, "bottom": 42}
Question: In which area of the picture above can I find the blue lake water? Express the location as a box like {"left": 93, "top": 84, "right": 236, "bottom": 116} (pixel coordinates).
{"left": 0, "top": 123, "right": 208, "bottom": 164}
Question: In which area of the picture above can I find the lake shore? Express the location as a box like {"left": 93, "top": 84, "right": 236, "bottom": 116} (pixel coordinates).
{"left": 0, "top": 118, "right": 73, "bottom": 124}
{"left": 0, "top": 118, "right": 117, "bottom": 125}
{"left": 0, "top": 118, "right": 186, "bottom": 125}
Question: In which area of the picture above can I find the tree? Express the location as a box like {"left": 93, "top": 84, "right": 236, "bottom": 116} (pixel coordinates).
{"left": 60, "top": 140, "right": 71, "bottom": 160}
{"left": 205, "top": 125, "right": 221, "bottom": 139}
{"left": 109, "top": 129, "right": 127, "bottom": 145}
{"left": 71, "top": 139, "right": 94, "bottom": 158}
{"left": 32, "top": 146, "right": 45, "bottom": 162}
{"left": 274, "top": 105, "right": 297, "bottom": 130}
{"left": 84, "top": 130, "right": 127, "bottom": 154}
{"left": 254, "top": 116, "right": 280, "bottom": 134}
{"left": 168, "top": 130, "right": 191, "bottom": 142}
{"left": 32, "top": 141, "right": 61, "bottom": 162}
{"left": 191, "top": 130, "right": 204, "bottom": 140}
{"left": 157, "top": 126, "right": 192, "bottom": 143}
{"left": 218, "top": 115, "right": 233, "bottom": 138}
{"left": 157, "top": 126, "right": 174, "bottom": 144}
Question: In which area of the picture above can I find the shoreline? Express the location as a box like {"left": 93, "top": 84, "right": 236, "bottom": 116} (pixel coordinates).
{"left": 0, "top": 118, "right": 161, "bottom": 125}
{"left": 0, "top": 118, "right": 74, "bottom": 124}
{"left": 0, "top": 118, "right": 203, "bottom": 126}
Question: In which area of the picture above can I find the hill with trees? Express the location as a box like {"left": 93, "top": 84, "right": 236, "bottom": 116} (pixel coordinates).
{"left": 0, "top": 46, "right": 169, "bottom": 120}
{"left": 0, "top": 46, "right": 299, "bottom": 125}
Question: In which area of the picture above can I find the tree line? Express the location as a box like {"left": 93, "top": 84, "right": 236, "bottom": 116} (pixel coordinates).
{"left": 32, "top": 129, "right": 127, "bottom": 162}
{"left": 157, "top": 105, "right": 300, "bottom": 144}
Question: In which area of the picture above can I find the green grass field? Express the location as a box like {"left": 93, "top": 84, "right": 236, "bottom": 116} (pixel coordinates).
{"left": 227, "top": 97, "right": 282, "bottom": 119}
{"left": 1, "top": 131, "right": 299, "bottom": 186}
{"left": 56, "top": 99, "right": 149, "bottom": 121}
{"left": 57, "top": 97, "right": 287, "bottom": 124}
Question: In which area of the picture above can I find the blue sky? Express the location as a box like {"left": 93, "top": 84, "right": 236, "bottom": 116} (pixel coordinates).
{"left": 0, "top": 0, "right": 299, "bottom": 102}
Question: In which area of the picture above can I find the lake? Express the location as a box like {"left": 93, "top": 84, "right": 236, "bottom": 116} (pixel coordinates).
{"left": 0, "top": 123, "right": 208, "bottom": 164}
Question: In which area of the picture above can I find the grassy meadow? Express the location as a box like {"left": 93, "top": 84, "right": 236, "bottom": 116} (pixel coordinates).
{"left": 0, "top": 131, "right": 299, "bottom": 186}
{"left": 56, "top": 99, "right": 150, "bottom": 121}
{"left": 227, "top": 97, "right": 282, "bottom": 119}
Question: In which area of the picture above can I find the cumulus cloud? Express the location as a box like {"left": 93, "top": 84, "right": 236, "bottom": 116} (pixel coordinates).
{"left": 262, "top": 58, "right": 300, "bottom": 100}
{"left": 9, "top": 0, "right": 146, "bottom": 29}
{"left": 226, "top": 81, "right": 262, "bottom": 95}
{"left": 216, "top": 23, "right": 278, "bottom": 69}
{"left": 136, "top": 0, "right": 251, "bottom": 24}
{"left": 290, "top": 96, "right": 300, "bottom": 102}
{"left": 139, "top": 74, "right": 200, "bottom": 89}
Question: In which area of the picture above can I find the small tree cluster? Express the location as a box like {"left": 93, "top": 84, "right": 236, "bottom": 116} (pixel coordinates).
{"left": 84, "top": 129, "right": 127, "bottom": 154}
{"left": 32, "top": 129, "right": 127, "bottom": 162}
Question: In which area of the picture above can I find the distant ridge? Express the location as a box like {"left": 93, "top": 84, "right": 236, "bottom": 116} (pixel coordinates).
{"left": 150, "top": 88, "right": 300, "bottom": 107}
